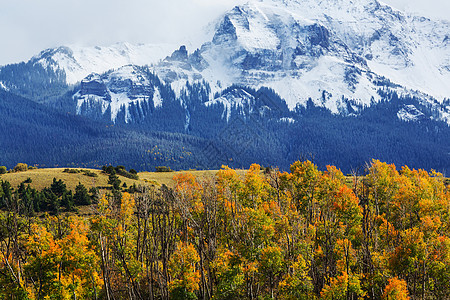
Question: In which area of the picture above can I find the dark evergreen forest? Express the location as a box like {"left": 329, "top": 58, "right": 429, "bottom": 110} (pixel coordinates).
{"left": 0, "top": 64, "right": 449, "bottom": 174}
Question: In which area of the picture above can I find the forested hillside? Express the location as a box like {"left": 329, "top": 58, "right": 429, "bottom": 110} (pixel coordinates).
{"left": 0, "top": 89, "right": 211, "bottom": 170}
{"left": 0, "top": 160, "right": 448, "bottom": 299}
{"left": 1, "top": 87, "right": 449, "bottom": 174}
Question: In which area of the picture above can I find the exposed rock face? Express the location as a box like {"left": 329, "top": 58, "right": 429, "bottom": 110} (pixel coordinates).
{"left": 166, "top": 45, "right": 189, "bottom": 62}
{"left": 74, "top": 66, "right": 162, "bottom": 123}
{"left": 80, "top": 74, "right": 108, "bottom": 98}
{"left": 11, "top": 0, "right": 447, "bottom": 125}
{"left": 188, "top": 49, "right": 209, "bottom": 72}
{"left": 213, "top": 15, "right": 239, "bottom": 45}
{"left": 397, "top": 104, "right": 428, "bottom": 122}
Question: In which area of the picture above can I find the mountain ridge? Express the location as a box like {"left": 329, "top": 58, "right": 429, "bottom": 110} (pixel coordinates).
{"left": 0, "top": 0, "right": 446, "bottom": 118}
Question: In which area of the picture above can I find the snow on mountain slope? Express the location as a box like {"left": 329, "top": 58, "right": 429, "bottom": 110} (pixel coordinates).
{"left": 253, "top": 0, "right": 450, "bottom": 101}
{"left": 194, "top": 0, "right": 383, "bottom": 111}
{"left": 205, "top": 88, "right": 255, "bottom": 121}
{"left": 74, "top": 65, "right": 162, "bottom": 123}
{"left": 397, "top": 104, "right": 427, "bottom": 122}
{"left": 14, "top": 0, "right": 449, "bottom": 125}
{"left": 32, "top": 42, "right": 176, "bottom": 85}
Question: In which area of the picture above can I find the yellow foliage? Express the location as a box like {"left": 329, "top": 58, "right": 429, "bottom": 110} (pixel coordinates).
{"left": 321, "top": 272, "right": 365, "bottom": 300}
{"left": 120, "top": 192, "right": 135, "bottom": 224}
{"left": 168, "top": 241, "right": 201, "bottom": 293}
{"left": 335, "top": 238, "right": 356, "bottom": 273}
{"left": 3, "top": 160, "right": 449, "bottom": 299}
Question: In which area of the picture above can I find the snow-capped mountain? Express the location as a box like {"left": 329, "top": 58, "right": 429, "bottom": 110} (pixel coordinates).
{"left": 167, "top": 0, "right": 448, "bottom": 110}
{"left": 196, "top": 0, "right": 450, "bottom": 109}
{"left": 196, "top": 0, "right": 382, "bottom": 111}
{"left": 31, "top": 42, "right": 176, "bottom": 85}
{"left": 1, "top": 0, "right": 450, "bottom": 125}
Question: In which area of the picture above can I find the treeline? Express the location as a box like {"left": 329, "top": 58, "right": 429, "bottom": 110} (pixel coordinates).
{"left": 0, "top": 178, "right": 99, "bottom": 214}
{"left": 0, "top": 160, "right": 449, "bottom": 299}
{"left": 102, "top": 165, "right": 139, "bottom": 180}
{"left": 0, "top": 164, "right": 141, "bottom": 214}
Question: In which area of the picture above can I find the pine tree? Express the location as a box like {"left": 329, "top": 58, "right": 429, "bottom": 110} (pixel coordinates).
{"left": 74, "top": 182, "right": 91, "bottom": 205}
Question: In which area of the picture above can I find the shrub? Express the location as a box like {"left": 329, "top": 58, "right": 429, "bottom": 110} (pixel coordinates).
{"left": 155, "top": 166, "right": 173, "bottom": 172}
{"left": 102, "top": 165, "right": 116, "bottom": 174}
{"left": 103, "top": 165, "right": 138, "bottom": 180}
{"left": 63, "top": 168, "right": 81, "bottom": 174}
{"left": 0, "top": 166, "right": 7, "bottom": 174}
{"left": 82, "top": 170, "right": 98, "bottom": 177}
{"left": 13, "top": 163, "right": 28, "bottom": 172}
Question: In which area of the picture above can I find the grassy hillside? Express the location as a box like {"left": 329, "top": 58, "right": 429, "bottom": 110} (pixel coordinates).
{"left": 0, "top": 168, "right": 247, "bottom": 191}
{"left": 2, "top": 167, "right": 446, "bottom": 193}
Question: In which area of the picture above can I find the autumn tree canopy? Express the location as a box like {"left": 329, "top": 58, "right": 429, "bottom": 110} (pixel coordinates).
{"left": 0, "top": 159, "right": 448, "bottom": 299}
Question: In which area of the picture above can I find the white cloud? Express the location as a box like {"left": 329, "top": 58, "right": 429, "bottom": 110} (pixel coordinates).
{"left": 0, "top": 0, "right": 447, "bottom": 65}
{"left": 382, "top": 0, "right": 450, "bottom": 20}
{"left": 0, "top": 0, "right": 242, "bottom": 65}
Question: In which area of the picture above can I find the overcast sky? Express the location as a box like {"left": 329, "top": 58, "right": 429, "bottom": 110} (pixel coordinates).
{"left": 0, "top": 0, "right": 448, "bottom": 66}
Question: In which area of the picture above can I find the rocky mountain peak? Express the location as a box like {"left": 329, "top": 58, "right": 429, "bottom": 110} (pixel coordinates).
{"left": 1, "top": 0, "right": 449, "bottom": 125}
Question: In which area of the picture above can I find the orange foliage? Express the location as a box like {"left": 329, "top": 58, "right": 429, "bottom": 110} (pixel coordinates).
{"left": 2, "top": 159, "right": 449, "bottom": 299}
{"left": 383, "top": 277, "right": 410, "bottom": 300}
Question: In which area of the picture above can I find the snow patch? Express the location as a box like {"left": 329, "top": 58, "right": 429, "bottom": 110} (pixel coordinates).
{"left": 153, "top": 88, "right": 163, "bottom": 108}
{"left": 397, "top": 105, "right": 426, "bottom": 122}
{"left": 75, "top": 92, "right": 110, "bottom": 115}
{"left": 279, "top": 117, "right": 296, "bottom": 123}
{"left": 0, "top": 81, "right": 8, "bottom": 91}
{"left": 205, "top": 89, "right": 255, "bottom": 121}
